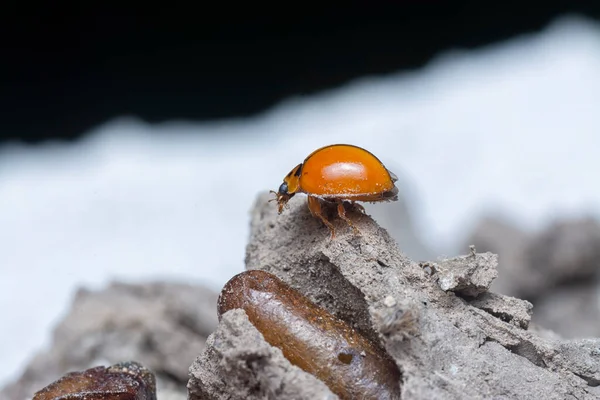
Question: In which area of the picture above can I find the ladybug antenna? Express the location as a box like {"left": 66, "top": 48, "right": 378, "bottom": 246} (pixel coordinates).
{"left": 268, "top": 190, "right": 278, "bottom": 203}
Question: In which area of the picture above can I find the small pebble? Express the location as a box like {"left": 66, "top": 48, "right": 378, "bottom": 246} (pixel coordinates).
{"left": 384, "top": 296, "right": 397, "bottom": 307}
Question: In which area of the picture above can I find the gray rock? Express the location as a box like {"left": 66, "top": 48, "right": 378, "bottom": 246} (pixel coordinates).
{"left": 232, "top": 192, "right": 600, "bottom": 399}
{"left": 466, "top": 216, "right": 600, "bottom": 299}
{"left": 431, "top": 246, "right": 499, "bottom": 297}
{"left": 465, "top": 215, "right": 600, "bottom": 339}
{"left": 465, "top": 216, "right": 531, "bottom": 297}
{"left": 532, "top": 283, "right": 600, "bottom": 338}
{"left": 1, "top": 281, "right": 218, "bottom": 400}
{"left": 187, "top": 309, "right": 337, "bottom": 400}
{"left": 524, "top": 217, "right": 600, "bottom": 292}
{"left": 468, "top": 292, "right": 533, "bottom": 329}
{"left": 557, "top": 339, "right": 600, "bottom": 387}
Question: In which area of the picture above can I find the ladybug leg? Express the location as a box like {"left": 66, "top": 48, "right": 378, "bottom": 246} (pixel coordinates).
{"left": 307, "top": 196, "right": 336, "bottom": 238}
{"left": 336, "top": 200, "right": 360, "bottom": 235}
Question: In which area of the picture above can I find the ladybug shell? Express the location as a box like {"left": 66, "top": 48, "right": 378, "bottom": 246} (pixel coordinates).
{"left": 297, "top": 144, "right": 398, "bottom": 201}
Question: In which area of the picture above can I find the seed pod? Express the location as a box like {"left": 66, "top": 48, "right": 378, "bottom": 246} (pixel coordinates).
{"left": 33, "top": 361, "right": 156, "bottom": 400}
{"left": 218, "top": 270, "right": 401, "bottom": 400}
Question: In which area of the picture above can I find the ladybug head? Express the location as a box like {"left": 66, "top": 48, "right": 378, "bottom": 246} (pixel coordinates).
{"left": 270, "top": 163, "right": 302, "bottom": 214}
{"left": 271, "top": 181, "right": 294, "bottom": 214}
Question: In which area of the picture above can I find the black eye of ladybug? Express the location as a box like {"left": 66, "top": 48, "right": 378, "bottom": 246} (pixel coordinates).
{"left": 278, "top": 182, "right": 289, "bottom": 195}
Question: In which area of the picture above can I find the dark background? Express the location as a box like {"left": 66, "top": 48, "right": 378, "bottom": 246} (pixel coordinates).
{"left": 2, "top": 2, "right": 599, "bottom": 144}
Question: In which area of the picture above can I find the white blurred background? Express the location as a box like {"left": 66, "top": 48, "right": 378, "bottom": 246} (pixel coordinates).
{"left": 1, "top": 14, "right": 600, "bottom": 387}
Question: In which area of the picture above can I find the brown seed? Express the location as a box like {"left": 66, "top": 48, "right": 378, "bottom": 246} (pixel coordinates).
{"left": 32, "top": 361, "right": 156, "bottom": 400}
{"left": 218, "top": 269, "right": 402, "bottom": 400}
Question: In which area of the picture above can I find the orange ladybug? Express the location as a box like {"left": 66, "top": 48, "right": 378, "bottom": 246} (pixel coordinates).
{"left": 272, "top": 144, "right": 399, "bottom": 238}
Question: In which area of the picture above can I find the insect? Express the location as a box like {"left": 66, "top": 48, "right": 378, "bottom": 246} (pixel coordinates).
{"left": 272, "top": 144, "right": 399, "bottom": 238}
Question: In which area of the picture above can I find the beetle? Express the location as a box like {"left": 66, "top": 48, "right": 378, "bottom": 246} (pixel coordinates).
{"left": 272, "top": 144, "right": 399, "bottom": 238}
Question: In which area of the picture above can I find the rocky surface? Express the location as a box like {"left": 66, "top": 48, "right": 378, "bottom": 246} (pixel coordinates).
{"left": 467, "top": 216, "right": 600, "bottom": 338}
{"left": 1, "top": 281, "right": 218, "bottom": 400}
{"left": 428, "top": 246, "right": 499, "bottom": 297}
{"left": 467, "top": 292, "right": 533, "bottom": 330}
{"left": 4, "top": 193, "right": 600, "bottom": 400}
{"left": 189, "top": 193, "right": 600, "bottom": 399}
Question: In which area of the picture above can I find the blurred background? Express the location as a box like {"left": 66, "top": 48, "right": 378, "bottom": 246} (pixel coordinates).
{"left": 1, "top": 3, "right": 600, "bottom": 395}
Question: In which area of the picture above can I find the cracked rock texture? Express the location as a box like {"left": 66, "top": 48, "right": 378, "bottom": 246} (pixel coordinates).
{"left": 468, "top": 292, "right": 533, "bottom": 330}
{"left": 191, "top": 193, "right": 600, "bottom": 399}
{"left": 428, "top": 248, "right": 499, "bottom": 297}
{"left": 467, "top": 216, "right": 600, "bottom": 338}
{"left": 1, "top": 281, "right": 218, "bottom": 400}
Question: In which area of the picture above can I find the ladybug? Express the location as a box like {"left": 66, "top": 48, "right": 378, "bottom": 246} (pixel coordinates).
{"left": 272, "top": 144, "right": 399, "bottom": 238}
